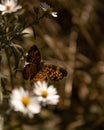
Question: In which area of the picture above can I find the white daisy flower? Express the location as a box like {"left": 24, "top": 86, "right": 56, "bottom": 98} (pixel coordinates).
{"left": 33, "top": 81, "right": 60, "bottom": 106}
{"left": 0, "top": 0, "right": 22, "bottom": 15}
{"left": 10, "top": 87, "right": 41, "bottom": 118}
{"left": 40, "top": 2, "right": 57, "bottom": 17}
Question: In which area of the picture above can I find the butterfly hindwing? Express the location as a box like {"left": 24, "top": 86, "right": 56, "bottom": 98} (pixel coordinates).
{"left": 31, "top": 70, "right": 47, "bottom": 82}
{"left": 43, "top": 64, "right": 67, "bottom": 81}
{"left": 23, "top": 64, "right": 38, "bottom": 80}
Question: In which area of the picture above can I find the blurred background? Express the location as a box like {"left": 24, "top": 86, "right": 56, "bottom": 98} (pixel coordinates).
{"left": 1, "top": 0, "right": 104, "bottom": 130}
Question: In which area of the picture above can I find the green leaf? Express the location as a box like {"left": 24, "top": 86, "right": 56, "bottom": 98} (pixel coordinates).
{"left": 9, "top": 43, "right": 24, "bottom": 69}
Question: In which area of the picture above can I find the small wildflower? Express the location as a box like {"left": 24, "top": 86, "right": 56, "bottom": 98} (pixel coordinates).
{"left": 10, "top": 87, "right": 41, "bottom": 118}
{"left": 40, "top": 2, "right": 57, "bottom": 17}
{"left": 33, "top": 81, "right": 59, "bottom": 106}
{"left": 0, "top": 0, "right": 22, "bottom": 15}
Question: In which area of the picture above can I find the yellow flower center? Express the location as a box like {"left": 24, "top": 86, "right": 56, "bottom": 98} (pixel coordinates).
{"left": 41, "top": 90, "right": 48, "bottom": 98}
{"left": 6, "top": 6, "right": 11, "bottom": 10}
{"left": 22, "top": 96, "right": 30, "bottom": 106}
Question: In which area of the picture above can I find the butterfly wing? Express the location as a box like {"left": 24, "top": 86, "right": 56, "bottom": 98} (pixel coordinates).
{"left": 26, "top": 45, "right": 41, "bottom": 64}
{"left": 23, "top": 45, "right": 41, "bottom": 80}
{"left": 43, "top": 64, "right": 67, "bottom": 81}
{"left": 31, "top": 69, "right": 47, "bottom": 82}
{"left": 23, "top": 45, "right": 67, "bottom": 81}
{"left": 23, "top": 64, "right": 38, "bottom": 80}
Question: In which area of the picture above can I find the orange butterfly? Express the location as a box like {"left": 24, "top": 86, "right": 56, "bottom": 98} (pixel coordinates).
{"left": 23, "top": 45, "right": 67, "bottom": 82}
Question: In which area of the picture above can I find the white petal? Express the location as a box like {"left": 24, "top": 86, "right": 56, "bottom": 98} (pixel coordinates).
{"left": 0, "top": 4, "right": 6, "bottom": 11}
{"left": 28, "top": 103, "right": 41, "bottom": 114}
{"left": 42, "top": 81, "right": 48, "bottom": 89}
{"left": 34, "top": 81, "right": 48, "bottom": 95}
{"left": 48, "top": 85, "right": 57, "bottom": 94}
{"left": 11, "top": 5, "right": 22, "bottom": 12}
{"left": 5, "top": 0, "right": 17, "bottom": 6}
{"left": 11, "top": 89, "right": 22, "bottom": 100}
{"left": 51, "top": 12, "right": 58, "bottom": 17}
{"left": 10, "top": 100, "right": 25, "bottom": 111}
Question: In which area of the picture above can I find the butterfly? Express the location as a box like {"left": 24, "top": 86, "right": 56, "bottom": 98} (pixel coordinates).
{"left": 23, "top": 45, "right": 67, "bottom": 82}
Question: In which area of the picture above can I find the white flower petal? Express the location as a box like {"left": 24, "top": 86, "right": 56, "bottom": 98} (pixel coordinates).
{"left": 0, "top": 4, "right": 6, "bottom": 11}
{"left": 28, "top": 103, "right": 40, "bottom": 114}
{"left": 51, "top": 12, "right": 58, "bottom": 17}
{"left": 0, "top": 0, "right": 22, "bottom": 15}
{"left": 11, "top": 5, "right": 22, "bottom": 12}
{"left": 10, "top": 87, "right": 41, "bottom": 118}
{"left": 33, "top": 81, "right": 60, "bottom": 105}
{"left": 47, "top": 85, "right": 57, "bottom": 94}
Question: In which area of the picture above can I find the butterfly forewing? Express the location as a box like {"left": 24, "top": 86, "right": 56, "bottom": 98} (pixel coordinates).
{"left": 26, "top": 45, "right": 41, "bottom": 64}
{"left": 23, "top": 45, "right": 41, "bottom": 80}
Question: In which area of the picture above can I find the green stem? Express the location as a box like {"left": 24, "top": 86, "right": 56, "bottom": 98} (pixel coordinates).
{"left": 5, "top": 49, "right": 14, "bottom": 89}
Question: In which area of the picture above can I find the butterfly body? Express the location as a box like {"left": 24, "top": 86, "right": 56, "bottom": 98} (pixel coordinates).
{"left": 23, "top": 45, "right": 67, "bottom": 82}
